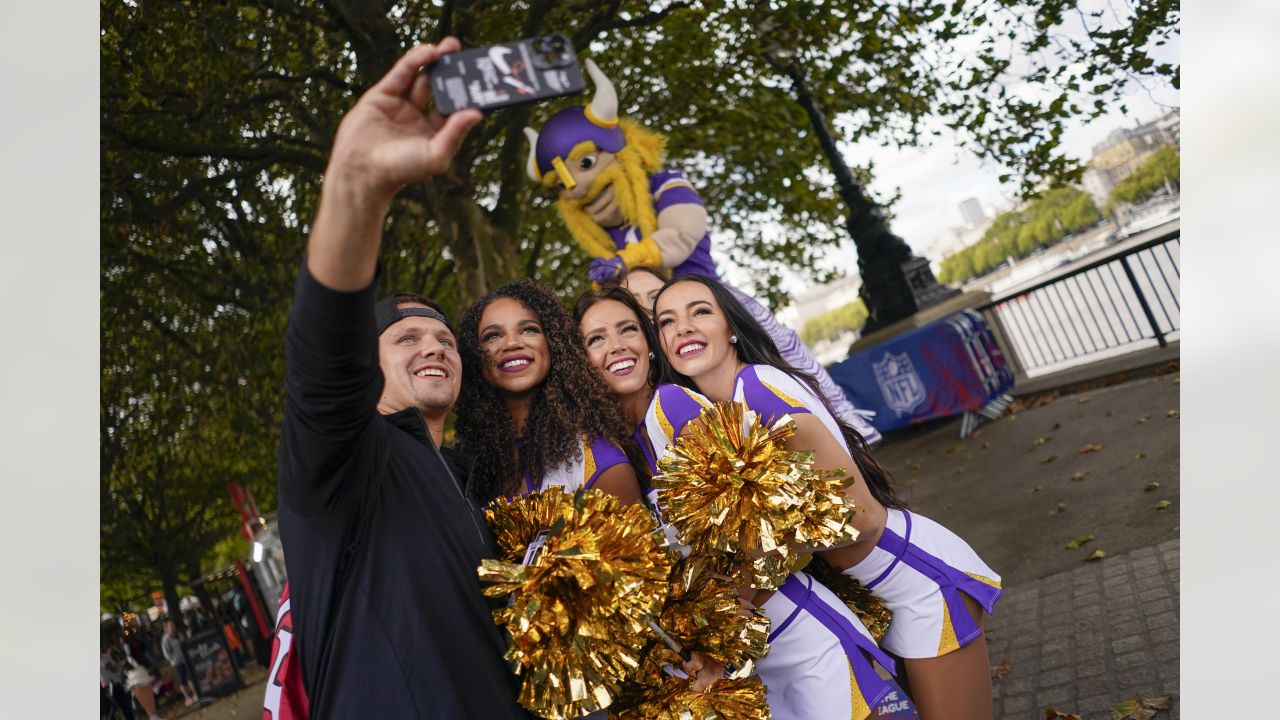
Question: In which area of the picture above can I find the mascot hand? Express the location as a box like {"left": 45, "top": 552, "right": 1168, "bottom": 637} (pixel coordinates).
{"left": 587, "top": 256, "right": 627, "bottom": 284}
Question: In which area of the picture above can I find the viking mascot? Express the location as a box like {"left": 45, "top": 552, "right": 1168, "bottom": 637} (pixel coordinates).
{"left": 524, "top": 60, "right": 881, "bottom": 444}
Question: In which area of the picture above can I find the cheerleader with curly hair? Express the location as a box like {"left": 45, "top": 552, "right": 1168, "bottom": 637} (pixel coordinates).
{"left": 653, "top": 274, "right": 1002, "bottom": 720}
{"left": 574, "top": 283, "right": 901, "bottom": 719}
{"left": 454, "top": 278, "right": 643, "bottom": 506}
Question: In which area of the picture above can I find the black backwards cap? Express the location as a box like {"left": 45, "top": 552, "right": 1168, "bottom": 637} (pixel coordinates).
{"left": 374, "top": 294, "right": 452, "bottom": 336}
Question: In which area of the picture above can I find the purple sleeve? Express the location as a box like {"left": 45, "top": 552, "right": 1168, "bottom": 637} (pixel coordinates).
{"left": 736, "top": 366, "right": 813, "bottom": 427}
{"left": 654, "top": 384, "right": 708, "bottom": 439}
{"left": 650, "top": 169, "right": 704, "bottom": 213}
{"left": 584, "top": 436, "right": 630, "bottom": 489}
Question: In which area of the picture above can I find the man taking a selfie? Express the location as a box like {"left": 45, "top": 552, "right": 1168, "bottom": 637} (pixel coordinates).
{"left": 275, "top": 38, "right": 528, "bottom": 719}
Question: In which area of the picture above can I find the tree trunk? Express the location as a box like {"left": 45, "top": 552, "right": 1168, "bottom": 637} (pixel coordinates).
{"left": 427, "top": 174, "right": 518, "bottom": 303}
{"left": 162, "top": 573, "right": 186, "bottom": 634}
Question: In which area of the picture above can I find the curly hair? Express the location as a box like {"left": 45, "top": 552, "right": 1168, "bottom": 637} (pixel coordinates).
{"left": 455, "top": 278, "right": 633, "bottom": 504}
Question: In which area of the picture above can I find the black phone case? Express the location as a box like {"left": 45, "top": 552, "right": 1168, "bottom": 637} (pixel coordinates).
{"left": 430, "top": 36, "right": 586, "bottom": 115}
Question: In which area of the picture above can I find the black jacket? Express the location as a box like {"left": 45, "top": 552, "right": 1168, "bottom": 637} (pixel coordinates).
{"left": 277, "top": 265, "right": 528, "bottom": 719}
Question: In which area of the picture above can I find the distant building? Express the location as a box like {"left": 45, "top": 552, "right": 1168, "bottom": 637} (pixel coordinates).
{"left": 958, "top": 197, "right": 988, "bottom": 226}
{"left": 1087, "top": 109, "right": 1180, "bottom": 188}
{"left": 1081, "top": 167, "right": 1115, "bottom": 207}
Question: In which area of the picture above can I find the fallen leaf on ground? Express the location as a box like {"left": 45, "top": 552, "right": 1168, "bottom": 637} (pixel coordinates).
{"left": 1155, "top": 500, "right": 1171, "bottom": 510}
{"left": 1138, "top": 414, "right": 1151, "bottom": 423}
{"left": 1167, "top": 409, "right": 1178, "bottom": 418}
{"left": 1047, "top": 503, "right": 1067, "bottom": 516}
{"left": 1077, "top": 397, "right": 1091, "bottom": 404}
{"left": 946, "top": 444, "right": 965, "bottom": 455}
{"left": 1008, "top": 414, "right": 1018, "bottom": 421}
{"left": 943, "top": 503, "right": 952, "bottom": 511}
{"left": 971, "top": 429, "right": 983, "bottom": 438}
{"left": 1051, "top": 421, "right": 1062, "bottom": 430}
{"left": 1135, "top": 452, "right": 1147, "bottom": 459}
{"left": 981, "top": 442, "right": 990, "bottom": 449}
{"left": 1079, "top": 444, "right": 1105, "bottom": 454}
{"left": 990, "top": 661, "right": 1012, "bottom": 680}
{"left": 1071, "top": 471, "right": 1089, "bottom": 481}
{"left": 1085, "top": 549, "right": 1106, "bottom": 561}
{"left": 1034, "top": 436, "right": 1050, "bottom": 446}
{"left": 1144, "top": 482, "right": 1160, "bottom": 492}
{"left": 910, "top": 462, "right": 922, "bottom": 470}
{"left": 1040, "top": 454, "right": 1058, "bottom": 464}
{"left": 1030, "top": 486, "right": 1042, "bottom": 494}
{"left": 1066, "top": 534, "right": 1095, "bottom": 549}
{"left": 1112, "top": 695, "right": 1172, "bottom": 720}
{"left": 1174, "top": 378, "right": 1180, "bottom": 384}
{"left": 1045, "top": 709, "right": 1083, "bottom": 720}
{"left": 954, "top": 467, "right": 966, "bottom": 475}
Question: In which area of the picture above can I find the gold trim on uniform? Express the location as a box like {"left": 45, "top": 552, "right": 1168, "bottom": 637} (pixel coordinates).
{"left": 581, "top": 435, "right": 597, "bottom": 485}
{"left": 760, "top": 377, "right": 803, "bottom": 408}
{"left": 847, "top": 657, "right": 871, "bottom": 720}
{"left": 937, "top": 599, "right": 960, "bottom": 656}
{"left": 965, "top": 571, "right": 1002, "bottom": 589}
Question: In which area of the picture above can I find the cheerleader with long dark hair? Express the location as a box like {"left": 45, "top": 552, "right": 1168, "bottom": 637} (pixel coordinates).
{"left": 652, "top": 275, "right": 1001, "bottom": 720}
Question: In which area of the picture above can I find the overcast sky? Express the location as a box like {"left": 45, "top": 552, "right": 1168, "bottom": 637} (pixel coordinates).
{"left": 720, "top": 25, "right": 1181, "bottom": 299}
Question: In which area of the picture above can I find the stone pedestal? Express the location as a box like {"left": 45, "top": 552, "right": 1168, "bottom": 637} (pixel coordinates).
{"left": 848, "top": 289, "right": 993, "bottom": 355}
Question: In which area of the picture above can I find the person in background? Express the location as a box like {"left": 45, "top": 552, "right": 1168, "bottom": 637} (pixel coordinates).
{"left": 616, "top": 264, "right": 668, "bottom": 316}
{"left": 162, "top": 621, "right": 198, "bottom": 706}
{"left": 101, "top": 640, "right": 136, "bottom": 720}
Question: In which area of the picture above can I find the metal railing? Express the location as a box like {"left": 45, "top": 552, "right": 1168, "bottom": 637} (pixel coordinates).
{"left": 975, "top": 225, "right": 1180, "bottom": 377}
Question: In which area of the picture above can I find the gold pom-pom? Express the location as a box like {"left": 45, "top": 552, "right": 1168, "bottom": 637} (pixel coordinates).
{"left": 480, "top": 489, "right": 673, "bottom": 718}
{"left": 652, "top": 402, "right": 860, "bottom": 588}
{"left": 650, "top": 556, "right": 771, "bottom": 677}
{"left": 610, "top": 674, "right": 771, "bottom": 720}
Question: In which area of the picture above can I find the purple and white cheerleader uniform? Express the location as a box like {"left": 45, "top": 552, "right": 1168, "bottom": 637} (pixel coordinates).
{"left": 519, "top": 434, "right": 631, "bottom": 496}
{"left": 636, "top": 382, "right": 898, "bottom": 719}
{"left": 733, "top": 363, "right": 1002, "bottom": 660}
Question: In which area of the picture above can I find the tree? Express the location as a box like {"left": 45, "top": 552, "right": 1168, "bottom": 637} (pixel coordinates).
{"left": 801, "top": 299, "right": 870, "bottom": 346}
{"left": 101, "top": 0, "right": 1178, "bottom": 601}
{"left": 1107, "top": 145, "right": 1180, "bottom": 213}
{"left": 937, "top": 186, "right": 1100, "bottom": 284}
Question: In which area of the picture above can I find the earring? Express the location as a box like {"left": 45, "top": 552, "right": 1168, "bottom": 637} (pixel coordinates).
{"left": 648, "top": 351, "right": 656, "bottom": 359}
{"left": 729, "top": 335, "right": 738, "bottom": 344}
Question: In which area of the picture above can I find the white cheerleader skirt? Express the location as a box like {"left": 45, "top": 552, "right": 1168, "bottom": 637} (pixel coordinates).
{"left": 758, "top": 571, "right": 898, "bottom": 720}
{"left": 842, "top": 508, "right": 1002, "bottom": 659}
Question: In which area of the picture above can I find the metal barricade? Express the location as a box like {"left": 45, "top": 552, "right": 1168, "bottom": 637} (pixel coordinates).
{"left": 975, "top": 226, "right": 1180, "bottom": 377}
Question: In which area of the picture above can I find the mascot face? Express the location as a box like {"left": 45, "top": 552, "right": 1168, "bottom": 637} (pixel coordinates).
{"left": 525, "top": 60, "right": 668, "bottom": 254}
{"left": 525, "top": 60, "right": 664, "bottom": 231}
{"left": 554, "top": 146, "right": 623, "bottom": 225}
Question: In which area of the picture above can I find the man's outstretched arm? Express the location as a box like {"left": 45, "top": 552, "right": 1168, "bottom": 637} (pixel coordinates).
{"left": 307, "top": 37, "right": 482, "bottom": 291}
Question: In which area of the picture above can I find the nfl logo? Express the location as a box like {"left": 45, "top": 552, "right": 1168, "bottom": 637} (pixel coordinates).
{"left": 873, "top": 352, "right": 927, "bottom": 416}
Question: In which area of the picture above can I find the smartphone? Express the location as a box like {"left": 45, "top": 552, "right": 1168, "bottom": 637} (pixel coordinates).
{"left": 430, "top": 35, "right": 586, "bottom": 115}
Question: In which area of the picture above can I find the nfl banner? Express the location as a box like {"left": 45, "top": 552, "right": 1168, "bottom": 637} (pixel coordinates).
{"left": 828, "top": 311, "right": 1014, "bottom": 433}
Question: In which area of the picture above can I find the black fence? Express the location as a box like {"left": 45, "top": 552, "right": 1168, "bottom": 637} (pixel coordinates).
{"left": 975, "top": 226, "right": 1180, "bottom": 376}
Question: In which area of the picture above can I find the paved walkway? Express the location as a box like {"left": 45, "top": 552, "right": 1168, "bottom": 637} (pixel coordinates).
{"left": 986, "top": 539, "right": 1179, "bottom": 719}
{"left": 873, "top": 369, "right": 1180, "bottom": 719}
